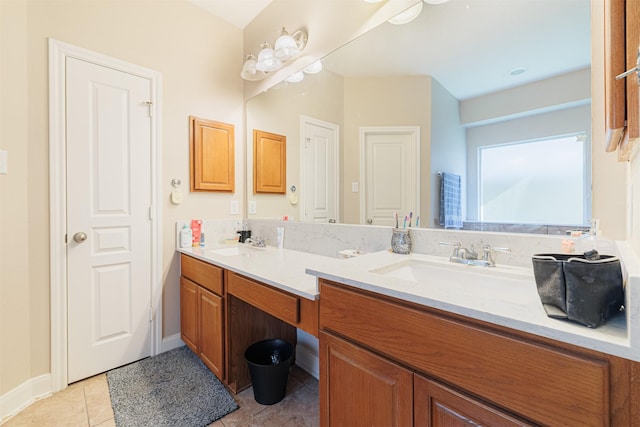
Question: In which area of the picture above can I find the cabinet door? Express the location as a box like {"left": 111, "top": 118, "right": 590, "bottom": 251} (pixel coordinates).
{"left": 414, "top": 374, "right": 532, "bottom": 427}
{"left": 198, "top": 287, "right": 224, "bottom": 381}
{"left": 180, "top": 276, "right": 199, "bottom": 353}
{"left": 320, "top": 331, "right": 412, "bottom": 427}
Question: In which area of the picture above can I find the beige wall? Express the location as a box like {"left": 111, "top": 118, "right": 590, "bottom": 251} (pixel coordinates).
{"left": 246, "top": 70, "right": 344, "bottom": 221}
{"left": 343, "top": 76, "right": 431, "bottom": 224}
{"left": 0, "top": 0, "right": 244, "bottom": 395}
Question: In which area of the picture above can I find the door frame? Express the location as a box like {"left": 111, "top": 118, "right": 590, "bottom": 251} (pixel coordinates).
{"left": 359, "top": 126, "right": 420, "bottom": 225}
{"left": 299, "top": 115, "right": 340, "bottom": 223}
{"left": 48, "top": 38, "right": 163, "bottom": 391}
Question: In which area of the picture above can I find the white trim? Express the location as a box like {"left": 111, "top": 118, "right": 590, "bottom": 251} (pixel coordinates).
{"left": 161, "top": 333, "right": 186, "bottom": 353}
{"left": 359, "top": 126, "right": 421, "bottom": 225}
{"left": 48, "top": 38, "right": 163, "bottom": 393}
{"left": 0, "top": 374, "right": 52, "bottom": 424}
{"left": 299, "top": 115, "right": 341, "bottom": 223}
{"left": 295, "top": 344, "right": 320, "bottom": 380}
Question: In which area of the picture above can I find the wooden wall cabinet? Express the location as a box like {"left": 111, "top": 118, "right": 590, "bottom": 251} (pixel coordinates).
{"left": 604, "top": 0, "right": 640, "bottom": 160}
{"left": 189, "top": 116, "right": 235, "bottom": 192}
{"left": 319, "top": 279, "right": 640, "bottom": 427}
{"left": 180, "top": 254, "right": 225, "bottom": 380}
{"left": 253, "top": 129, "right": 286, "bottom": 194}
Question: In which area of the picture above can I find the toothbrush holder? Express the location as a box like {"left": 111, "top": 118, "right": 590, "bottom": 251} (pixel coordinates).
{"left": 391, "top": 228, "right": 411, "bottom": 254}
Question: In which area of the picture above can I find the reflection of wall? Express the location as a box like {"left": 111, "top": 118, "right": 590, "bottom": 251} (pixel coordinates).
{"left": 343, "top": 76, "right": 431, "bottom": 224}
{"left": 247, "top": 71, "right": 344, "bottom": 220}
{"left": 430, "top": 79, "right": 467, "bottom": 227}
{"left": 464, "top": 69, "right": 592, "bottom": 223}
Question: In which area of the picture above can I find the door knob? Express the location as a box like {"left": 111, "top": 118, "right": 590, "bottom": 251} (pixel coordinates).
{"left": 73, "top": 232, "right": 88, "bottom": 243}
{"left": 367, "top": 218, "right": 373, "bottom": 224}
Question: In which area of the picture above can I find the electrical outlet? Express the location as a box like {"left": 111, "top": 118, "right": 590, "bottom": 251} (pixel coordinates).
{"left": 230, "top": 200, "right": 239, "bottom": 215}
{"left": 248, "top": 200, "right": 257, "bottom": 215}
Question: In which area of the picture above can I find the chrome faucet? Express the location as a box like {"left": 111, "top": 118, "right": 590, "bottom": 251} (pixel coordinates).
{"left": 244, "top": 237, "right": 266, "bottom": 247}
{"left": 439, "top": 242, "right": 509, "bottom": 267}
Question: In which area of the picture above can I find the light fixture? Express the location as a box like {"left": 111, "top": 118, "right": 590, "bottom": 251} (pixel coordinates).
{"left": 388, "top": 1, "right": 423, "bottom": 25}
{"left": 241, "top": 27, "right": 309, "bottom": 81}
{"left": 286, "top": 71, "right": 305, "bottom": 83}
{"left": 256, "top": 42, "right": 282, "bottom": 72}
{"left": 303, "top": 60, "right": 323, "bottom": 74}
{"left": 423, "top": 0, "right": 450, "bottom": 4}
{"left": 240, "top": 54, "right": 266, "bottom": 81}
{"left": 274, "top": 27, "right": 306, "bottom": 62}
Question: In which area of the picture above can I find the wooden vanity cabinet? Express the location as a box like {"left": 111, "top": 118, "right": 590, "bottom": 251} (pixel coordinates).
{"left": 180, "top": 254, "right": 225, "bottom": 381}
{"left": 319, "top": 279, "right": 639, "bottom": 427}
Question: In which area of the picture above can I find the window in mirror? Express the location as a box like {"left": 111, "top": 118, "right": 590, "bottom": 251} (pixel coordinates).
{"left": 479, "top": 134, "right": 586, "bottom": 225}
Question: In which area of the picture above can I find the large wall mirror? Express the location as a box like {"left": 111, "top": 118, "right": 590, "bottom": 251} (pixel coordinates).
{"left": 246, "top": 0, "right": 592, "bottom": 231}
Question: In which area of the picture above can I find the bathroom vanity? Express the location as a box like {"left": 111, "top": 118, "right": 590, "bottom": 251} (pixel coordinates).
{"left": 178, "top": 239, "right": 640, "bottom": 426}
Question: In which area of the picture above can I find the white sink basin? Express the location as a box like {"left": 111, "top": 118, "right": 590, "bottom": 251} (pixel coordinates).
{"left": 206, "top": 245, "right": 266, "bottom": 257}
{"left": 370, "top": 258, "right": 533, "bottom": 283}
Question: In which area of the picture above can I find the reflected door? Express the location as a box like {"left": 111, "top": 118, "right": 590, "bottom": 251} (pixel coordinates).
{"left": 302, "top": 116, "right": 339, "bottom": 223}
{"left": 360, "top": 127, "right": 420, "bottom": 226}
{"left": 66, "top": 57, "right": 152, "bottom": 382}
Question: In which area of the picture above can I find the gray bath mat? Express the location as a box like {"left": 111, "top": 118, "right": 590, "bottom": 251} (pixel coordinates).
{"left": 107, "top": 346, "right": 238, "bottom": 426}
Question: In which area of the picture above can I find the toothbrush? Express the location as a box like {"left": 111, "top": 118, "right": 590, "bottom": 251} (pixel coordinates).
{"left": 416, "top": 216, "right": 420, "bottom": 227}
{"left": 409, "top": 212, "right": 413, "bottom": 227}
{"left": 395, "top": 212, "right": 399, "bottom": 229}
{"left": 403, "top": 216, "right": 408, "bottom": 228}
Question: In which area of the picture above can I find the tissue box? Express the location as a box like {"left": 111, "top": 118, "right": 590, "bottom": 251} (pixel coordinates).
{"left": 532, "top": 252, "right": 624, "bottom": 328}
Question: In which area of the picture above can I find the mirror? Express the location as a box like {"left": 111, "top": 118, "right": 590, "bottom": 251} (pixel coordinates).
{"left": 246, "top": 0, "right": 592, "bottom": 230}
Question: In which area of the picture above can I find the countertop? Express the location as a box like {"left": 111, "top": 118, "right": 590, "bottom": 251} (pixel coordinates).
{"left": 304, "top": 246, "right": 640, "bottom": 363}
{"left": 178, "top": 242, "right": 640, "bottom": 362}
{"left": 178, "top": 245, "right": 322, "bottom": 300}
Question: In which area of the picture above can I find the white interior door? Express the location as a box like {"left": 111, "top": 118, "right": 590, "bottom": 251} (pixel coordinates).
{"left": 301, "top": 116, "right": 339, "bottom": 223}
{"left": 360, "top": 127, "right": 420, "bottom": 226}
{"left": 66, "top": 57, "right": 152, "bottom": 383}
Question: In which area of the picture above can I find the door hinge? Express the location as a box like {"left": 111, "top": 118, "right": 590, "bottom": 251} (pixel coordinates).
{"left": 148, "top": 206, "right": 153, "bottom": 220}
{"left": 149, "top": 306, "right": 153, "bottom": 323}
{"left": 143, "top": 101, "right": 153, "bottom": 117}
{"left": 64, "top": 233, "right": 67, "bottom": 244}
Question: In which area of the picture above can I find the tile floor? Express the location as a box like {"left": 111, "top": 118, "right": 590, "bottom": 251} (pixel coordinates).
{"left": 3, "top": 365, "right": 319, "bottom": 427}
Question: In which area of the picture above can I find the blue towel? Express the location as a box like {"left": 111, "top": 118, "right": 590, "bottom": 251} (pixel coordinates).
{"left": 439, "top": 172, "right": 463, "bottom": 229}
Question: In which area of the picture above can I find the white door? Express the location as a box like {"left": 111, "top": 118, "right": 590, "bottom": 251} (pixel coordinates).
{"left": 66, "top": 57, "right": 152, "bottom": 383}
{"left": 360, "top": 127, "right": 420, "bottom": 227}
{"left": 301, "top": 116, "right": 339, "bottom": 223}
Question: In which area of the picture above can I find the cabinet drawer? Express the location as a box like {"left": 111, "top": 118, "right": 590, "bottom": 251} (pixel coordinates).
{"left": 320, "top": 281, "right": 609, "bottom": 427}
{"left": 227, "top": 272, "right": 299, "bottom": 325}
{"left": 181, "top": 254, "right": 223, "bottom": 295}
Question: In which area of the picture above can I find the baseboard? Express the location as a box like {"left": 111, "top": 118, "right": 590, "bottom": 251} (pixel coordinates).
{"left": 160, "top": 333, "right": 185, "bottom": 354}
{"left": 0, "top": 374, "right": 52, "bottom": 424}
{"left": 295, "top": 344, "right": 320, "bottom": 380}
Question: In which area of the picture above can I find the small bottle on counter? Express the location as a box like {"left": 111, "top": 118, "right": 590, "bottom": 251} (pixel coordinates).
{"left": 180, "top": 225, "right": 192, "bottom": 248}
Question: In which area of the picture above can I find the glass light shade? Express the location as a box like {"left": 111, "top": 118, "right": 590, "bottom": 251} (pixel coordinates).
{"left": 388, "top": 2, "right": 423, "bottom": 25}
{"left": 274, "top": 28, "right": 302, "bottom": 62}
{"left": 286, "top": 71, "right": 304, "bottom": 83}
{"left": 240, "top": 54, "right": 266, "bottom": 81}
{"left": 303, "top": 60, "right": 323, "bottom": 74}
{"left": 256, "top": 43, "right": 282, "bottom": 72}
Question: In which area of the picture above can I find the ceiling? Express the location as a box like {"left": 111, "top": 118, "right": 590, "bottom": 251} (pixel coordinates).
{"left": 323, "top": 0, "right": 591, "bottom": 100}
{"left": 188, "top": 0, "right": 272, "bottom": 29}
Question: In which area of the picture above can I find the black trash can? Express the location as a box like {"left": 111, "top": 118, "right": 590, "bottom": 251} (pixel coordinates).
{"left": 244, "top": 338, "right": 294, "bottom": 405}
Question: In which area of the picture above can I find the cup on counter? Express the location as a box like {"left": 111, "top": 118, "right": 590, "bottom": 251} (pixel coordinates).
{"left": 276, "top": 227, "right": 284, "bottom": 248}
{"left": 391, "top": 228, "right": 411, "bottom": 254}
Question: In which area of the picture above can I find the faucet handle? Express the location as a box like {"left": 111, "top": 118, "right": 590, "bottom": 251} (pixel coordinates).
{"left": 438, "top": 241, "right": 461, "bottom": 257}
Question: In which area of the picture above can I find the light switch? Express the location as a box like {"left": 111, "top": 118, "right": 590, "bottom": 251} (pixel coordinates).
{"left": 248, "top": 200, "right": 257, "bottom": 215}
{"left": 351, "top": 181, "right": 359, "bottom": 193}
{"left": 230, "top": 200, "right": 239, "bottom": 215}
{"left": 0, "top": 150, "right": 7, "bottom": 174}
